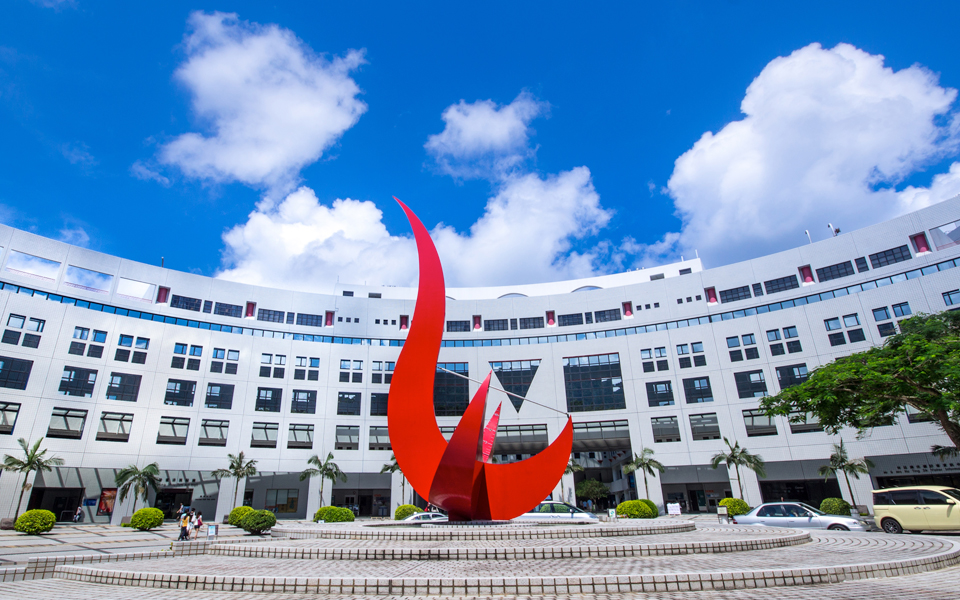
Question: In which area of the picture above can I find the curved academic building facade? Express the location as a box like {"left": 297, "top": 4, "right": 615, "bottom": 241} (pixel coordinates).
{"left": 1, "top": 197, "right": 960, "bottom": 524}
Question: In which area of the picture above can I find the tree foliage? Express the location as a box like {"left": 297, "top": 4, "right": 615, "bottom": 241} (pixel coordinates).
{"left": 575, "top": 478, "right": 609, "bottom": 502}
{"left": 816, "top": 440, "right": 874, "bottom": 509}
{"left": 2, "top": 438, "right": 64, "bottom": 518}
{"left": 761, "top": 311, "right": 960, "bottom": 448}
{"left": 115, "top": 462, "right": 161, "bottom": 513}
{"left": 622, "top": 448, "right": 665, "bottom": 499}
{"left": 211, "top": 453, "right": 258, "bottom": 510}
{"left": 710, "top": 438, "right": 766, "bottom": 500}
{"left": 300, "top": 452, "right": 347, "bottom": 502}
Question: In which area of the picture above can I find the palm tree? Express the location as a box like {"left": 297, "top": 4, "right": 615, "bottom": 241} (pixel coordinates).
{"left": 115, "top": 462, "right": 161, "bottom": 513}
{"left": 560, "top": 458, "right": 584, "bottom": 503}
{"left": 2, "top": 438, "right": 64, "bottom": 518}
{"left": 932, "top": 444, "right": 960, "bottom": 462}
{"left": 817, "top": 440, "right": 874, "bottom": 510}
{"left": 710, "top": 437, "right": 766, "bottom": 500}
{"left": 622, "top": 448, "right": 665, "bottom": 499}
{"left": 211, "top": 452, "right": 258, "bottom": 508}
{"left": 380, "top": 454, "right": 407, "bottom": 505}
{"left": 299, "top": 452, "right": 347, "bottom": 507}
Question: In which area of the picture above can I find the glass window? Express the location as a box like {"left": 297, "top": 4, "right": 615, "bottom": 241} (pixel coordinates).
{"left": 261, "top": 353, "right": 273, "bottom": 364}
{"left": 689, "top": 413, "right": 721, "bottom": 440}
{"left": 213, "top": 348, "right": 226, "bottom": 359}
{"left": 563, "top": 354, "right": 625, "bottom": 412}
{"left": 295, "top": 356, "right": 307, "bottom": 367}
{"left": 742, "top": 334, "right": 756, "bottom": 345}
{"left": 651, "top": 416, "right": 680, "bottom": 443}
{"left": 92, "top": 330, "right": 106, "bottom": 343}
{"left": 340, "top": 359, "right": 351, "bottom": 369}
{"left": 251, "top": 422, "right": 279, "bottom": 447}
{"left": 335, "top": 425, "right": 360, "bottom": 450}
{"left": 691, "top": 342, "right": 704, "bottom": 353}
{"left": 309, "top": 357, "right": 320, "bottom": 368}
{"left": 369, "top": 426, "right": 391, "bottom": 450}
{"left": 878, "top": 322, "right": 896, "bottom": 337}
{"left": 227, "top": 350, "right": 240, "bottom": 361}
{"left": 6, "top": 315, "right": 25, "bottom": 329}
{"left": 743, "top": 409, "right": 777, "bottom": 437}
{"left": 843, "top": 314, "right": 860, "bottom": 327}
{"left": 73, "top": 326, "right": 89, "bottom": 340}
{"left": 654, "top": 347, "right": 667, "bottom": 358}
{"left": 824, "top": 318, "right": 841, "bottom": 331}
{"left": 873, "top": 307, "right": 891, "bottom": 321}
{"left": 288, "top": 424, "right": 314, "bottom": 448}
{"left": 199, "top": 419, "right": 229, "bottom": 446}
{"left": 0, "top": 356, "right": 33, "bottom": 390}
{"left": 892, "top": 302, "right": 912, "bottom": 318}
{"left": 776, "top": 364, "right": 808, "bottom": 389}
{"left": 265, "top": 489, "right": 299, "bottom": 513}
{"left": 173, "top": 343, "right": 187, "bottom": 355}
{"left": 59, "top": 366, "right": 97, "bottom": 397}
{"left": 189, "top": 345, "right": 202, "bottom": 356}
{"left": 118, "top": 334, "right": 133, "bottom": 347}
{"left": 829, "top": 332, "right": 846, "bottom": 346}
{"left": 676, "top": 344, "right": 689, "bottom": 355}
{"left": 370, "top": 393, "right": 389, "bottom": 416}
{"left": 640, "top": 349, "right": 652, "bottom": 360}
{"left": 48, "top": 407, "right": 87, "bottom": 439}
{"left": 275, "top": 355, "right": 286, "bottom": 365}
{"left": 726, "top": 336, "right": 740, "bottom": 348}
{"left": 164, "top": 379, "right": 196, "bottom": 406}
{"left": 26, "top": 318, "right": 44, "bottom": 333}
{"left": 96, "top": 412, "right": 133, "bottom": 441}
{"left": 106, "top": 372, "right": 142, "bottom": 402}
{"left": 205, "top": 384, "right": 235, "bottom": 409}
{"left": 646, "top": 381, "right": 674, "bottom": 407}
{"left": 734, "top": 370, "right": 768, "bottom": 398}
{"left": 255, "top": 388, "right": 282, "bottom": 412}
{"left": 783, "top": 326, "right": 798, "bottom": 339}
{"left": 135, "top": 337, "right": 149, "bottom": 350}
{"left": 337, "top": 391, "right": 361, "bottom": 416}
{"left": 682, "top": 377, "right": 713, "bottom": 403}
{"left": 767, "top": 329, "right": 781, "bottom": 342}
{"left": 291, "top": 389, "right": 317, "bottom": 414}
{"left": 0, "top": 401, "right": 20, "bottom": 434}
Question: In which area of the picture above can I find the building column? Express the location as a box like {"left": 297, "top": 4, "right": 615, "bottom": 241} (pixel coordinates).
{"left": 109, "top": 492, "right": 136, "bottom": 525}
{"left": 215, "top": 476, "right": 245, "bottom": 523}
{"left": 840, "top": 475, "right": 875, "bottom": 515}
{"left": 305, "top": 474, "right": 322, "bottom": 520}
{"left": 729, "top": 466, "right": 763, "bottom": 507}
{"left": 638, "top": 471, "right": 666, "bottom": 512}
{"left": 0, "top": 470, "right": 29, "bottom": 520}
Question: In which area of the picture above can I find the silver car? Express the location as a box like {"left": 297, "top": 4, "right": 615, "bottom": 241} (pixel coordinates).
{"left": 733, "top": 502, "right": 866, "bottom": 531}
{"left": 514, "top": 501, "right": 599, "bottom": 523}
{"left": 403, "top": 512, "right": 448, "bottom": 523}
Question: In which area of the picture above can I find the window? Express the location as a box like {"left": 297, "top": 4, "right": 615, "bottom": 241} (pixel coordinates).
{"left": 189, "top": 345, "right": 202, "bottom": 356}
{"left": 199, "top": 419, "right": 229, "bottom": 446}
{"left": 767, "top": 329, "right": 781, "bottom": 342}
{"left": 89, "top": 329, "right": 105, "bottom": 343}
{"left": 679, "top": 357, "right": 691, "bottom": 368}
{"left": 202, "top": 300, "right": 212, "bottom": 313}
{"left": 564, "top": 354, "right": 626, "bottom": 412}
{"left": 676, "top": 344, "right": 689, "bottom": 355}
{"left": 752, "top": 283, "right": 764, "bottom": 297}
{"left": 828, "top": 332, "right": 846, "bottom": 346}
{"left": 726, "top": 336, "right": 740, "bottom": 348}
{"left": 0, "top": 402, "right": 20, "bottom": 434}
{"left": 510, "top": 318, "right": 519, "bottom": 329}
{"left": 770, "top": 343, "right": 785, "bottom": 356}
{"left": 641, "top": 349, "right": 652, "bottom": 360}
{"left": 296, "top": 313, "right": 324, "bottom": 327}
{"left": 335, "top": 425, "right": 360, "bottom": 450}
{"left": 878, "top": 322, "right": 897, "bottom": 337}
{"left": 370, "top": 392, "right": 389, "bottom": 416}
{"left": 73, "top": 326, "right": 89, "bottom": 340}
{"left": 118, "top": 334, "right": 133, "bottom": 347}
{"left": 106, "top": 373, "right": 141, "bottom": 402}
{"left": 22, "top": 333, "right": 41, "bottom": 349}
{"left": 434, "top": 362, "right": 469, "bottom": 416}
{"left": 558, "top": 313, "right": 583, "bottom": 327}
{"left": 729, "top": 350, "right": 743, "bottom": 362}
{"left": 446, "top": 320, "right": 470, "bottom": 332}
{"left": 689, "top": 413, "right": 721, "bottom": 440}
{"left": 945, "top": 290, "right": 960, "bottom": 306}
{"left": 187, "top": 359, "right": 200, "bottom": 371}
{"left": 18, "top": 316, "right": 39, "bottom": 332}
{"left": 734, "top": 370, "right": 768, "bottom": 398}
{"left": 174, "top": 343, "right": 187, "bottom": 355}
{"left": 873, "top": 307, "right": 891, "bottom": 321}
{"left": 291, "top": 390, "right": 317, "bottom": 414}
{"left": 744, "top": 347, "right": 760, "bottom": 360}
{"left": 742, "top": 334, "right": 756, "bottom": 345}
{"left": 490, "top": 360, "right": 541, "bottom": 412}
{"left": 816, "top": 261, "right": 855, "bottom": 283}
{"left": 519, "top": 317, "right": 545, "bottom": 329}
{"left": 172, "top": 357, "right": 186, "bottom": 369}
{"left": 257, "top": 308, "right": 285, "bottom": 323}
{"left": 855, "top": 256, "right": 869, "bottom": 272}
{"left": 869, "top": 245, "right": 911, "bottom": 269}
{"left": 59, "top": 366, "right": 97, "bottom": 397}
{"left": 68, "top": 341, "right": 85, "bottom": 355}
{"left": 135, "top": 337, "right": 149, "bottom": 350}
{"left": 369, "top": 426, "right": 391, "bottom": 450}
{"left": 255, "top": 388, "right": 282, "bottom": 412}
{"left": 288, "top": 424, "right": 314, "bottom": 449}
{"left": 0, "top": 356, "right": 33, "bottom": 390}
{"left": 824, "top": 318, "right": 841, "bottom": 331}
{"left": 114, "top": 349, "right": 129, "bottom": 362}
{"left": 48, "top": 407, "right": 87, "bottom": 439}
{"left": 743, "top": 409, "right": 777, "bottom": 437}
{"left": 170, "top": 295, "right": 202, "bottom": 312}
{"left": 786, "top": 340, "right": 802, "bottom": 353}
{"left": 484, "top": 319, "right": 509, "bottom": 331}
{"left": 764, "top": 275, "right": 799, "bottom": 294}
{"left": 693, "top": 355, "right": 707, "bottom": 367}
{"left": 227, "top": 350, "right": 240, "bottom": 361}
{"left": 646, "top": 381, "right": 674, "bottom": 407}
{"left": 691, "top": 342, "right": 704, "bottom": 353}
{"left": 214, "top": 302, "right": 243, "bottom": 318}
{"left": 164, "top": 379, "right": 196, "bottom": 406}
{"left": 262, "top": 354, "right": 273, "bottom": 364}
{"left": 251, "top": 422, "right": 279, "bottom": 448}
{"left": 653, "top": 347, "right": 667, "bottom": 358}
{"left": 96, "top": 412, "right": 133, "bottom": 442}
{"left": 843, "top": 314, "right": 860, "bottom": 327}
{"left": 7, "top": 314, "right": 25, "bottom": 329}
{"left": 892, "top": 302, "right": 912, "bottom": 318}
{"left": 789, "top": 412, "right": 823, "bottom": 434}
{"left": 718, "top": 286, "right": 751, "bottom": 303}
{"left": 132, "top": 351, "right": 146, "bottom": 364}
{"left": 205, "top": 383, "right": 234, "bottom": 409}
{"left": 847, "top": 328, "right": 866, "bottom": 343}
{"left": 682, "top": 377, "right": 713, "bottom": 403}
{"left": 776, "top": 364, "right": 808, "bottom": 389}
{"left": 594, "top": 309, "right": 621, "bottom": 323}
{"left": 274, "top": 355, "right": 286, "bottom": 365}
{"left": 652, "top": 416, "right": 680, "bottom": 443}
{"left": 210, "top": 362, "right": 223, "bottom": 374}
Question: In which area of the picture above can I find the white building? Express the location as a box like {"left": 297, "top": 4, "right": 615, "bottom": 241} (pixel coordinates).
{"left": 1, "top": 197, "right": 959, "bottom": 523}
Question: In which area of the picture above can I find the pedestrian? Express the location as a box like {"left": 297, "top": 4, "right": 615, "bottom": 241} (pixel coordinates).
{"left": 72, "top": 506, "right": 82, "bottom": 523}
{"left": 177, "top": 510, "right": 190, "bottom": 541}
{"left": 192, "top": 510, "right": 203, "bottom": 540}
{"left": 175, "top": 503, "right": 184, "bottom": 519}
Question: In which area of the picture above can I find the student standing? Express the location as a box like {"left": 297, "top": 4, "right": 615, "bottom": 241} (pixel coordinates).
{"left": 192, "top": 511, "right": 203, "bottom": 540}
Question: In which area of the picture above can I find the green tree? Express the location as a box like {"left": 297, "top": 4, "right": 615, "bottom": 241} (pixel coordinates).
{"left": 816, "top": 440, "right": 874, "bottom": 510}
{"left": 211, "top": 452, "right": 258, "bottom": 508}
{"left": 932, "top": 444, "right": 960, "bottom": 461}
{"left": 622, "top": 448, "right": 665, "bottom": 499}
{"left": 761, "top": 311, "right": 960, "bottom": 449}
{"left": 574, "top": 478, "right": 610, "bottom": 505}
{"left": 2, "top": 438, "right": 64, "bottom": 518}
{"left": 300, "top": 452, "right": 347, "bottom": 505}
{"left": 560, "top": 458, "right": 584, "bottom": 503}
{"left": 380, "top": 454, "right": 406, "bottom": 505}
{"left": 710, "top": 438, "right": 766, "bottom": 500}
{"left": 115, "top": 462, "right": 161, "bottom": 513}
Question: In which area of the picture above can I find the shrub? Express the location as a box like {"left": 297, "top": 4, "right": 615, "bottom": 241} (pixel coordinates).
{"left": 314, "top": 506, "right": 354, "bottom": 522}
{"left": 394, "top": 504, "right": 423, "bottom": 520}
{"left": 719, "top": 497, "right": 751, "bottom": 516}
{"left": 820, "top": 497, "right": 853, "bottom": 515}
{"left": 639, "top": 499, "right": 659, "bottom": 516}
{"left": 228, "top": 505, "right": 255, "bottom": 527}
{"left": 240, "top": 509, "right": 276, "bottom": 534}
{"left": 14, "top": 509, "right": 55, "bottom": 535}
{"left": 130, "top": 507, "right": 164, "bottom": 531}
{"left": 616, "top": 500, "right": 656, "bottom": 519}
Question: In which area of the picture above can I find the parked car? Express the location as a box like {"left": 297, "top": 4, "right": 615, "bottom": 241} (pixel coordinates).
{"left": 733, "top": 502, "right": 867, "bottom": 531}
{"left": 514, "top": 501, "right": 599, "bottom": 523}
{"left": 873, "top": 486, "right": 960, "bottom": 534}
{"left": 403, "top": 512, "right": 448, "bottom": 523}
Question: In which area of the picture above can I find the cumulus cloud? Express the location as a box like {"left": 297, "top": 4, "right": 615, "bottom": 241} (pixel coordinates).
{"left": 651, "top": 43, "right": 960, "bottom": 266}
{"left": 425, "top": 92, "right": 547, "bottom": 179}
{"left": 154, "top": 11, "right": 366, "bottom": 197}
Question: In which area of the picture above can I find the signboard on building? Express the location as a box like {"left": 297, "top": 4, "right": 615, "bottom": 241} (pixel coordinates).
{"left": 667, "top": 503, "right": 682, "bottom": 515}
{"left": 97, "top": 488, "right": 117, "bottom": 516}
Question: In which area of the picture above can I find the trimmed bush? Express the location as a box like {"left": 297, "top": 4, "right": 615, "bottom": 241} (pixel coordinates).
{"left": 820, "top": 497, "right": 853, "bottom": 515}
{"left": 14, "top": 509, "right": 55, "bottom": 535}
{"left": 130, "top": 507, "right": 164, "bottom": 531}
{"left": 616, "top": 500, "right": 656, "bottom": 519}
{"left": 639, "top": 499, "right": 659, "bottom": 516}
{"left": 314, "top": 506, "right": 355, "bottom": 522}
{"left": 228, "top": 505, "right": 255, "bottom": 527}
{"left": 718, "top": 497, "right": 751, "bottom": 516}
{"left": 394, "top": 504, "right": 423, "bottom": 520}
{"left": 240, "top": 509, "right": 276, "bottom": 534}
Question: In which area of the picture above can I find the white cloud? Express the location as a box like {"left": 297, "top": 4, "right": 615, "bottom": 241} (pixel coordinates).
{"left": 58, "top": 226, "right": 89, "bottom": 247}
{"left": 60, "top": 142, "right": 96, "bottom": 167}
{"left": 154, "top": 11, "right": 366, "bottom": 197}
{"left": 651, "top": 43, "right": 959, "bottom": 266}
{"left": 30, "top": 0, "right": 75, "bottom": 8}
{"left": 425, "top": 92, "right": 547, "bottom": 179}
{"left": 130, "top": 161, "right": 170, "bottom": 186}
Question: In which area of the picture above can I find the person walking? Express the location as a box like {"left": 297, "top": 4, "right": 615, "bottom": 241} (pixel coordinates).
{"left": 192, "top": 511, "right": 203, "bottom": 540}
{"left": 72, "top": 506, "right": 82, "bottom": 523}
{"left": 177, "top": 510, "right": 190, "bottom": 541}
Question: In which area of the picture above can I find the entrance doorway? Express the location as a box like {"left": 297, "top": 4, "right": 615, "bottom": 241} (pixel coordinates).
{"left": 759, "top": 479, "right": 842, "bottom": 507}
{"left": 27, "top": 487, "right": 84, "bottom": 521}
{"left": 154, "top": 488, "right": 193, "bottom": 519}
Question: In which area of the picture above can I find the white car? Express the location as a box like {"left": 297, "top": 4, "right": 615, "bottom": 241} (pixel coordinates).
{"left": 514, "top": 501, "right": 599, "bottom": 523}
{"left": 403, "top": 512, "right": 448, "bottom": 522}
{"left": 733, "top": 502, "right": 867, "bottom": 531}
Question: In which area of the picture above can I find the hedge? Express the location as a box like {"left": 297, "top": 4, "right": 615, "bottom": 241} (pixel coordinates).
{"left": 394, "top": 504, "right": 423, "bottom": 520}
{"left": 718, "top": 497, "right": 751, "bottom": 516}
{"left": 228, "top": 505, "right": 255, "bottom": 527}
{"left": 616, "top": 500, "right": 656, "bottom": 519}
{"left": 820, "top": 497, "right": 853, "bottom": 515}
{"left": 639, "top": 499, "right": 659, "bottom": 516}
{"left": 240, "top": 509, "right": 277, "bottom": 534}
{"left": 313, "top": 506, "right": 355, "bottom": 522}
{"left": 14, "top": 509, "right": 56, "bottom": 535}
{"left": 130, "top": 507, "right": 164, "bottom": 531}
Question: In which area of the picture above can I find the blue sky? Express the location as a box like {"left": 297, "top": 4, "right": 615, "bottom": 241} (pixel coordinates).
{"left": 4, "top": 1, "right": 960, "bottom": 291}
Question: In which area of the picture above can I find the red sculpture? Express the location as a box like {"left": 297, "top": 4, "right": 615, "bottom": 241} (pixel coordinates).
{"left": 388, "top": 198, "right": 574, "bottom": 521}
